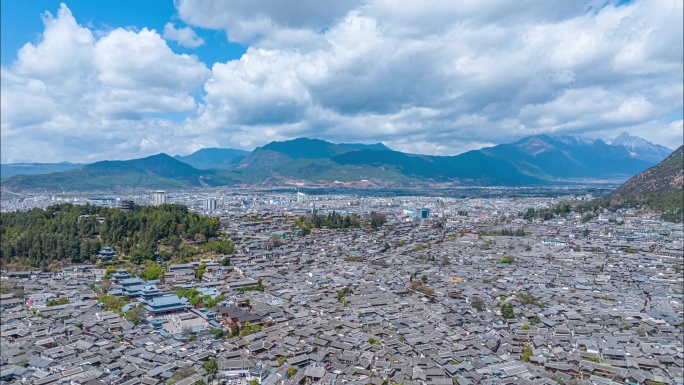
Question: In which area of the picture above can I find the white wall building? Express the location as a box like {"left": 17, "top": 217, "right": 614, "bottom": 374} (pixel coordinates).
{"left": 153, "top": 191, "right": 166, "bottom": 206}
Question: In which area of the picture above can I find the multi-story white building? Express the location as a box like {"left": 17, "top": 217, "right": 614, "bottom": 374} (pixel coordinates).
{"left": 153, "top": 191, "right": 166, "bottom": 206}
{"left": 204, "top": 198, "right": 218, "bottom": 211}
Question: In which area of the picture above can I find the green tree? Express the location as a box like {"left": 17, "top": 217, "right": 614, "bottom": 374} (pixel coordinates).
{"left": 206, "top": 295, "right": 226, "bottom": 309}
{"left": 522, "top": 324, "right": 530, "bottom": 330}
{"left": 516, "top": 292, "right": 541, "bottom": 306}
{"left": 97, "top": 294, "right": 128, "bottom": 314}
{"left": 421, "top": 274, "right": 428, "bottom": 283}
{"left": 171, "top": 366, "right": 196, "bottom": 381}
{"left": 103, "top": 267, "right": 117, "bottom": 279}
{"left": 210, "top": 327, "right": 225, "bottom": 339}
{"left": 369, "top": 212, "right": 387, "bottom": 229}
{"left": 287, "top": 367, "right": 298, "bottom": 377}
{"left": 46, "top": 297, "right": 70, "bottom": 306}
{"left": 0, "top": 203, "right": 221, "bottom": 268}
{"left": 521, "top": 346, "right": 533, "bottom": 362}
{"left": 195, "top": 263, "right": 207, "bottom": 280}
{"left": 124, "top": 304, "right": 147, "bottom": 324}
{"left": 204, "top": 239, "right": 234, "bottom": 254}
{"left": 500, "top": 255, "right": 514, "bottom": 264}
{"left": 501, "top": 303, "right": 515, "bottom": 319}
{"left": 140, "top": 264, "right": 164, "bottom": 281}
{"left": 271, "top": 234, "right": 283, "bottom": 247}
{"left": 202, "top": 358, "right": 218, "bottom": 377}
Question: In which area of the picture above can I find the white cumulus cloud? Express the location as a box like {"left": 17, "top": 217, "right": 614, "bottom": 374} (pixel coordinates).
{"left": 1, "top": 3, "right": 211, "bottom": 162}
{"left": 176, "top": 0, "right": 682, "bottom": 154}
{"left": 162, "top": 22, "right": 205, "bottom": 48}
{"left": 1, "top": 0, "right": 682, "bottom": 162}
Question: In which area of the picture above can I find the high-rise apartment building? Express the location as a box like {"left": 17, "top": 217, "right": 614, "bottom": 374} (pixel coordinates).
{"left": 153, "top": 191, "right": 166, "bottom": 206}
{"left": 204, "top": 198, "right": 218, "bottom": 211}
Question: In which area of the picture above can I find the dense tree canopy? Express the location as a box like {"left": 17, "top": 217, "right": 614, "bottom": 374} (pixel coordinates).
{"left": 1, "top": 203, "right": 221, "bottom": 268}
{"left": 296, "top": 211, "right": 361, "bottom": 230}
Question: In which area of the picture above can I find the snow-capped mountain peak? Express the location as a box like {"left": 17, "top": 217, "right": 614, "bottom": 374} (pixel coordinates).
{"left": 608, "top": 132, "right": 673, "bottom": 163}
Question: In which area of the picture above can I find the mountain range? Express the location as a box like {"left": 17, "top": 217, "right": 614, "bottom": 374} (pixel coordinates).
{"left": 0, "top": 134, "right": 675, "bottom": 191}
{"left": 1, "top": 162, "right": 84, "bottom": 178}
{"left": 606, "top": 132, "right": 673, "bottom": 163}
{"left": 173, "top": 148, "right": 250, "bottom": 170}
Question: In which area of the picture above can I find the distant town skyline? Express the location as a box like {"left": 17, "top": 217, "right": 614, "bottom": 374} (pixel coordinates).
{"left": 1, "top": 0, "right": 682, "bottom": 163}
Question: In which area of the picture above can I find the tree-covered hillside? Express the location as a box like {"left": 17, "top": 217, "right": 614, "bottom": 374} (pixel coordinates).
{"left": 0, "top": 203, "right": 221, "bottom": 269}
{"left": 606, "top": 145, "right": 683, "bottom": 222}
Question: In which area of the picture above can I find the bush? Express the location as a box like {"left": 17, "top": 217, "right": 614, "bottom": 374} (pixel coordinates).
{"left": 501, "top": 303, "right": 515, "bottom": 319}
{"left": 516, "top": 292, "right": 541, "bottom": 306}
{"left": 140, "top": 265, "right": 164, "bottom": 281}
{"left": 202, "top": 358, "right": 218, "bottom": 376}
{"left": 500, "top": 256, "right": 514, "bottom": 264}
{"left": 521, "top": 346, "right": 533, "bottom": 362}
{"left": 124, "top": 304, "right": 146, "bottom": 324}
{"left": 46, "top": 297, "right": 70, "bottom": 306}
{"left": 210, "top": 327, "right": 225, "bottom": 339}
{"left": 203, "top": 239, "right": 235, "bottom": 254}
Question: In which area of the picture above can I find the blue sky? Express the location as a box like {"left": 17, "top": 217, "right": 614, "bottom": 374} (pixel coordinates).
{"left": 1, "top": 0, "right": 682, "bottom": 163}
{"left": 1, "top": 1, "right": 246, "bottom": 68}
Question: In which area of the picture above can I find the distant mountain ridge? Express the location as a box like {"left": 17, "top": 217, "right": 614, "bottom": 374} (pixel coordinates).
{"left": 174, "top": 148, "right": 250, "bottom": 170}
{"left": 2, "top": 154, "right": 235, "bottom": 191}
{"left": 0, "top": 134, "right": 675, "bottom": 191}
{"left": 1, "top": 162, "right": 84, "bottom": 178}
{"left": 607, "top": 132, "right": 673, "bottom": 163}
{"left": 339, "top": 143, "right": 391, "bottom": 151}
{"left": 481, "top": 135, "right": 657, "bottom": 180}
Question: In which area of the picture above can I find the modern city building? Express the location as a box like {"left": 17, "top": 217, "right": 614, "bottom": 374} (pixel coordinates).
{"left": 204, "top": 198, "right": 218, "bottom": 211}
{"left": 419, "top": 208, "right": 430, "bottom": 219}
{"left": 153, "top": 191, "right": 166, "bottom": 206}
{"left": 297, "top": 192, "right": 307, "bottom": 203}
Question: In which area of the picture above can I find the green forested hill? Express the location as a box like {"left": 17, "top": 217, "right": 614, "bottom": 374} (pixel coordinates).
{"left": 0, "top": 203, "right": 221, "bottom": 269}
{"left": 605, "top": 146, "right": 683, "bottom": 222}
